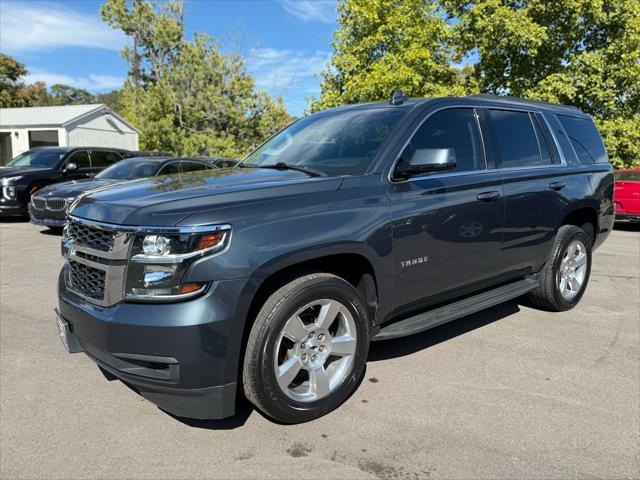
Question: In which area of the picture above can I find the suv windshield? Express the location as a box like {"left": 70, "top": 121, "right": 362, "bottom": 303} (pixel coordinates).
{"left": 7, "top": 150, "right": 66, "bottom": 168}
{"left": 96, "top": 160, "right": 162, "bottom": 180}
{"left": 241, "top": 107, "right": 407, "bottom": 176}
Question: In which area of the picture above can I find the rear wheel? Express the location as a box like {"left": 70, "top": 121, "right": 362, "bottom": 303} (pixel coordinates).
{"left": 242, "top": 273, "right": 370, "bottom": 423}
{"left": 529, "top": 225, "right": 592, "bottom": 311}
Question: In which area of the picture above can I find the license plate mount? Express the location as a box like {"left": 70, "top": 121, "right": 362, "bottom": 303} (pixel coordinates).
{"left": 54, "top": 309, "right": 83, "bottom": 353}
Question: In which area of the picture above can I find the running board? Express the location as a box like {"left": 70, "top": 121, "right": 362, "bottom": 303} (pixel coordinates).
{"left": 373, "top": 277, "right": 539, "bottom": 341}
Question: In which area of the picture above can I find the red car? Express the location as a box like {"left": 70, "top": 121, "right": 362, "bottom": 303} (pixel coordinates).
{"left": 614, "top": 167, "right": 640, "bottom": 222}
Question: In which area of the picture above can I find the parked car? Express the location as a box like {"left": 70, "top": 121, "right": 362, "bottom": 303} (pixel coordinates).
{"left": 29, "top": 156, "right": 228, "bottom": 228}
{"left": 0, "top": 146, "right": 159, "bottom": 218}
{"left": 614, "top": 167, "right": 640, "bottom": 222}
{"left": 56, "top": 93, "right": 614, "bottom": 424}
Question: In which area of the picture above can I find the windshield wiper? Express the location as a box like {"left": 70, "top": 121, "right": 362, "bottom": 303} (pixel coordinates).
{"left": 240, "top": 162, "right": 326, "bottom": 177}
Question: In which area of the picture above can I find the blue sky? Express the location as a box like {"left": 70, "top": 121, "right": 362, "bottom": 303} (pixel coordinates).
{"left": 0, "top": 0, "right": 338, "bottom": 115}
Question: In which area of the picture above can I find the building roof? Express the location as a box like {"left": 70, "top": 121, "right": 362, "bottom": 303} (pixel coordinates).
{"left": 0, "top": 104, "right": 140, "bottom": 132}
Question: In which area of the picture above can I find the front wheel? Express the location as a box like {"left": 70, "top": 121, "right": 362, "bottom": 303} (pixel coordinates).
{"left": 242, "top": 273, "right": 370, "bottom": 423}
{"left": 529, "top": 225, "right": 592, "bottom": 311}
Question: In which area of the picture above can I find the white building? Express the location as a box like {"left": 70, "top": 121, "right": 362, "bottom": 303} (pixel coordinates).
{"left": 0, "top": 104, "right": 140, "bottom": 164}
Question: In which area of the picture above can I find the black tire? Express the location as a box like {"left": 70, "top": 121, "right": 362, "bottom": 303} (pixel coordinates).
{"left": 528, "top": 225, "right": 592, "bottom": 311}
{"left": 242, "top": 273, "right": 370, "bottom": 424}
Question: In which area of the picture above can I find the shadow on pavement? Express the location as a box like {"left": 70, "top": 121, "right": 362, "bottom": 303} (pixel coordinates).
{"left": 166, "top": 399, "right": 254, "bottom": 430}
{"left": 0, "top": 216, "right": 28, "bottom": 224}
{"left": 368, "top": 300, "right": 521, "bottom": 362}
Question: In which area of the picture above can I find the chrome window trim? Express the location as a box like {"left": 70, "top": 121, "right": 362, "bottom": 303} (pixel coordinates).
{"left": 538, "top": 112, "right": 568, "bottom": 166}
{"left": 387, "top": 103, "right": 571, "bottom": 184}
{"left": 67, "top": 215, "right": 231, "bottom": 234}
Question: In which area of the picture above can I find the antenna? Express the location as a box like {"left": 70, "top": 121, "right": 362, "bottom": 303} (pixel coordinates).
{"left": 390, "top": 90, "right": 409, "bottom": 105}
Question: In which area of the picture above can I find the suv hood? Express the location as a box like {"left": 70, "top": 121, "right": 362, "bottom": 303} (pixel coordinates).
{"left": 70, "top": 167, "right": 344, "bottom": 225}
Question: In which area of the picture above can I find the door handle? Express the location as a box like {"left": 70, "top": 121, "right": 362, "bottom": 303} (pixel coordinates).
{"left": 476, "top": 191, "right": 500, "bottom": 202}
{"left": 549, "top": 181, "right": 566, "bottom": 191}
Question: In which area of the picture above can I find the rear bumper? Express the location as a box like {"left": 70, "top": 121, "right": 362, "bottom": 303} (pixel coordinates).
{"left": 615, "top": 212, "right": 640, "bottom": 222}
{"left": 57, "top": 270, "right": 249, "bottom": 419}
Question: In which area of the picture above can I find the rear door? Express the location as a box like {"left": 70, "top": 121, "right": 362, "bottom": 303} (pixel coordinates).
{"left": 388, "top": 106, "right": 505, "bottom": 313}
{"left": 485, "top": 108, "right": 570, "bottom": 274}
{"left": 89, "top": 150, "right": 123, "bottom": 174}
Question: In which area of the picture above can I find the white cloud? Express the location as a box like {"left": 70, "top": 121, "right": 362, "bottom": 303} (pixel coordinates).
{"left": 280, "top": 0, "right": 336, "bottom": 23}
{"left": 25, "top": 70, "right": 124, "bottom": 91}
{"left": 248, "top": 47, "right": 330, "bottom": 92}
{"left": 0, "top": 1, "right": 125, "bottom": 53}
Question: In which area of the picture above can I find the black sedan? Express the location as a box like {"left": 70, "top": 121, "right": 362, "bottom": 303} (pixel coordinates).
{"left": 29, "top": 156, "right": 236, "bottom": 228}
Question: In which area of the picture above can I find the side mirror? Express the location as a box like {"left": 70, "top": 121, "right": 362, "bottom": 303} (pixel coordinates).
{"left": 395, "top": 147, "right": 456, "bottom": 179}
{"left": 64, "top": 162, "right": 78, "bottom": 173}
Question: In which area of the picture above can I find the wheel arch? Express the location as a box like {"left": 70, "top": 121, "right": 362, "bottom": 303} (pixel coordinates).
{"left": 230, "top": 246, "right": 383, "bottom": 385}
{"left": 560, "top": 204, "right": 599, "bottom": 245}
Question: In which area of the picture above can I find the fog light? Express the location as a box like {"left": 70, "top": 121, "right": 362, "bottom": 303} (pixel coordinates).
{"left": 142, "top": 235, "right": 171, "bottom": 256}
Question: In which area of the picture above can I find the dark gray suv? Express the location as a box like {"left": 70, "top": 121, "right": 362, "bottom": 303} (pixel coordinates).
{"left": 56, "top": 94, "right": 614, "bottom": 423}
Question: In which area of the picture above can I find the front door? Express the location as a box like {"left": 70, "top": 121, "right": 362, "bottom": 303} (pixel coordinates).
{"left": 388, "top": 107, "right": 505, "bottom": 314}
{"left": 63, "top": 150, "right": 93, "bottom": 180}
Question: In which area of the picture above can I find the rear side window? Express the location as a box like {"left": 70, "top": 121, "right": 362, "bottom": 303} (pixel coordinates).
{"left": 158, "top": 163, "right": 180, "bottom": 175}
{"left": 406, "top": 108, "right": 485, "bottom": 173}
{"left": 488, "top": 110, "right": 551, "bottom": 168}
{"left": 90, "top": 150, "right": 122, "bottom": 168}
{"left": 181, "top": 161, "right": 208, "bottom": 172}
{"left": 557, "top": 115, "right": 608, "bottom": 164}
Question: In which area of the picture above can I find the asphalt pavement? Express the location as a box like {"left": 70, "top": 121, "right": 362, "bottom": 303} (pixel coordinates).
{"left": 1, "top": 219, "right": 638, "bottom": 479}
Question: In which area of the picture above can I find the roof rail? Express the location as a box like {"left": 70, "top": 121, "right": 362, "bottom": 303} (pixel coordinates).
{"left": 467, "top": 93, "right": 581, "bottom": 110}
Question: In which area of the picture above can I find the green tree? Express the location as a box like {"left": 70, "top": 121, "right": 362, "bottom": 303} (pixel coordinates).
{"left": 443, "top": 0, "right": 640, "bottom": 168}
{"left": 96, "top": 89, "right": 124, "bottom": 111}
{"left": 101, "top": 0, "right": 292, "bottom": 157}
{"left": 311, "top": 0, "right": 476, "bottom": 111}
{"left": 0, "top": 54, "right": 48, "bottom": 108}
{"left": 48, "top": 84, "right": 96, "bottom": 105}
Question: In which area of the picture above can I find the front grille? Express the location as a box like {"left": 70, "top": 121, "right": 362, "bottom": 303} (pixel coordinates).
{"left": 32, "top": 197, "right": 46, "bottom": 209}
{"left": 46, "top": 197, "right": 67, "bottom": 210}
{"left": 68, "top": 220, "right": 115, "bottom": 252}
{"left": 68, "top": 260, "right": 106, "bottom": 300}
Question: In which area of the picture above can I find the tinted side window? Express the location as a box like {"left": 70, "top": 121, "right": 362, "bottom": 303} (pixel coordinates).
{"left": 66, "top": 151, "right": 91, "bottom": 169}
{"left": 406, "top": 108, "right": 485, "bottom": 173}
{"left": 489, "top": 110, "right": 543, "bottom": 168}
{"left": 90, "top": 150, "right": 122, "bottom": 168}
{"left": 158, "top": 163, "right": 180, "bottom": 175}
{"left": 557, "top": 115, "right": 608, "bottom": 164}
{"left": 181, "top": 161, "right": 208, "bottom": 172}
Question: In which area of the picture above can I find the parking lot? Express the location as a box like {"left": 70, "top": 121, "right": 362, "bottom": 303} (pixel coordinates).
{"left": 0, "top": 220, "right": 638, "bottom": 479}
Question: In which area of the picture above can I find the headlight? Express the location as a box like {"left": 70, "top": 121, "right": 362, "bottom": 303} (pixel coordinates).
{"left": 2, "top": 185, "right": 16, "bottom": 200}
{"left": 125, "top": 226, "right": 230, "bottom": 301}
{"left": 1, "top": 177, "right": 19, "bottom": 200}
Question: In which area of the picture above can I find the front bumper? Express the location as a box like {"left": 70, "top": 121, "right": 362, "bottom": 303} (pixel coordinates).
{"left": 58, "top": 270, "right": 249, "bottom": 419}
{"left": 0, "top": 198, "right": 27, "bottom": 217}
{"left": 29, "top": 200, "right": 68, "bottom": 227}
